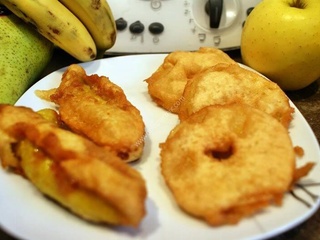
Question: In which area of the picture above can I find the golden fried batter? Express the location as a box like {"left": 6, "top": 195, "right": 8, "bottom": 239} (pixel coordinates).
{"left": 0, "top": 104, "right": 146, "bottom": 227}
{"left": 161, "top": 104, "right": 297, "bottom": 226}
{"left": 178, "top": 63, "right": 294, "bottom": 128}
{"left": 50, "top": 64, "right": 145, "bottom": 162}
{"left": 145, "top": 47, "right": 236, "bottom": 113}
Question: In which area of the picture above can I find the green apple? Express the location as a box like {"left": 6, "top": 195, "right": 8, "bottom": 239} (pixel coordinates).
{"left": 0, "top": 5, "right": 53, "bottom": 104}
{"left": 241, "top": 0, "right": 320, "bottom": 90}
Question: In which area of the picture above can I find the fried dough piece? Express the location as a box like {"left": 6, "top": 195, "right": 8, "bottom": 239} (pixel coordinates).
{"left": 161, "top": 104, "right": 297, "bottom": 226}
{"left": 178, "top": 63, "right": 294, "bottom": 128}
{"left": 50, "top": 64, "right": 145, "bottom": 162}
{"left": 145, "top": 47, "right": 236, "bottom": 113}
{"left": 0, "top": 105, "right": 146, "bottom": 227}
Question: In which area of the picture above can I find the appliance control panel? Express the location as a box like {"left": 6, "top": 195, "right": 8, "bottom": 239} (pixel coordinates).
{"left": 107, "top": 0, "right": 261, "bottom": 54}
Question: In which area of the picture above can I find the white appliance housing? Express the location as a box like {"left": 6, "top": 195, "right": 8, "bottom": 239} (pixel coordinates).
{"left": 107, "top": 0, "right": 261, "bottom": 53}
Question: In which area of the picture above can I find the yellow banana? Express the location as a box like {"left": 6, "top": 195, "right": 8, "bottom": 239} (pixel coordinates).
{"left": 59, "top": 0, "right": 117, "bottom": 55}
{"left": 0, "top": 0, "right": 97, "bottom": 62}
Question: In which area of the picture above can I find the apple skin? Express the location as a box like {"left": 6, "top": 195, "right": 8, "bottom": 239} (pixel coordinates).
{"left": 241, "top": 0, "right": 320, "bottom": 91}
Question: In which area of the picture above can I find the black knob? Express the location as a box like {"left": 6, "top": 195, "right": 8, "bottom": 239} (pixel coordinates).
{"left": 129, "top": 21, "right": 145, "bottom": 34}
{"left": 115, "top": 18, "right": 127, "bottom": 31}
{"left": 247, "top": 7, "right": 254, "bottom": 16}
{"left": 205, "top": 0, "right": 223, "bottom": 29}
{"left": 148, "top": 22, "right": 164, "bottom": 34}
{"left": 0, "top": 5, "right": 12, "bottom": 16}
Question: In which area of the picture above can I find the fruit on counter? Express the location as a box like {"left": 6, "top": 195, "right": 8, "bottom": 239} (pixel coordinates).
{"left": 0, "top": 6, "right": 53, "bottom": 104}
{"left": 241, "top": 0, "right": 320, "bottom": 91}
{"left": 59, "top": 0, "right": 117, "bottom": 57}
{"left": 0, "top": 0, "right": 117, "bottom": 62}
{"left": 0, "top": 0, "right": 96, "bottom": 62}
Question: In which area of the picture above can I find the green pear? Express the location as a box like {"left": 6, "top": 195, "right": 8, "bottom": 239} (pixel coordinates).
{"left": 0, "top": 6, "right": 54, "bottom": 104}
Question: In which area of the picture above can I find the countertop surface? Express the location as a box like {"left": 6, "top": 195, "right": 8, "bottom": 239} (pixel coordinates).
{"left": 0, "top": 49, "right": 319, "bottom": 240}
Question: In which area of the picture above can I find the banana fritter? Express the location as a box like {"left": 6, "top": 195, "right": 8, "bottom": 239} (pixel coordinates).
{"left": 50, "top": 64, "right": 145, "bottom": 162}
{"left": 0, "top": 104, "right": 146, "bottom": 227}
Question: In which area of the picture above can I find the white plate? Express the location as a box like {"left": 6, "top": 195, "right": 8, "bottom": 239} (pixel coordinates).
{"left": 1, "top": 54, "right": 320, "bottom": 240}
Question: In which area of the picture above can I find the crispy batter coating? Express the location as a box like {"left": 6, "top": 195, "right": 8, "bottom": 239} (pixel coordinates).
{"left": 0, "top": 104, "right": 146, "bottom": 227}
{"left": 50, "top": 64, "right": 145, "bottom": 162}
{"left": 145, "top": 47, "right": 236, "bottom": 113}
{"left": 161, "top": 104, "right": 296, "bottom": 226}
{"left": 178, "top": 63, "right": 294, "bottom": 128}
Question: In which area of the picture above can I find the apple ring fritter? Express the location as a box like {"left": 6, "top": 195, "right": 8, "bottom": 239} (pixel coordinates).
{"left": 178, "top": 63, "right": 294, "bottom": 128}
{"left": 161, "top": 104, "right": 296, "bottom": 226}
{"left": 145, "top": 47, "right": 236, "bottom": 113}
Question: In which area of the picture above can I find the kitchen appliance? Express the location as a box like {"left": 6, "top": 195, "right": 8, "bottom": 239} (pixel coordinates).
{"left": 107, "top": 0, "right": 261, "bottom": 54}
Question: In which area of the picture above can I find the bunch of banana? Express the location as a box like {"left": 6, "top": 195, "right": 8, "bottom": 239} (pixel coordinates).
{"left": 0, "top": 0, "right": 117, "bottom": 61}
{"left": 0, "top": 5, "right": 54, "bottom": 104}
{"left": 60, "top": 0, "right": 117, "bottom": 58}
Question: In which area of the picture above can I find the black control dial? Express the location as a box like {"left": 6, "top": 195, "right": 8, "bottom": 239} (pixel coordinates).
{"left": 247, "top": 7, "right": 254, "bottom": 16}
{"left": 115, "top": 18, "right": 128, "bottom": 31}
{"left": 205, "top": 0, "right": 223, "bottom": 28}
{"left": 129, "top": 21, "right": 145, "bottom": 34}
{"left": 148, "top": 22, "right": 164, "bottom": 34}
{"left": 0, "top": 4, "right": 12, "bottom": 16}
